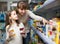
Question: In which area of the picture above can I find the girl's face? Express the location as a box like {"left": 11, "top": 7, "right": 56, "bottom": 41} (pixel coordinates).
{"left": 10, "top": 11, "right": 18, "bottom": 20}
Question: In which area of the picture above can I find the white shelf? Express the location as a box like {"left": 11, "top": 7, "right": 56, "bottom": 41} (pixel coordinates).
{"left": 31, "top": 26, "right": 56, "bottom": 44}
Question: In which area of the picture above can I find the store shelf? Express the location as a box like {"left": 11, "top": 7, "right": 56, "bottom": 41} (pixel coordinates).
{"left": 34, "top": 0, "right": 60, "bottom": 14}
{"left": 0, "top": 23, "right": 5, "bottom": 30}
{"left": 31, "top": 26, "right": 56, "bottom": 44}
{"left": 0, "top": 13, "right": 6, "bottom": 22}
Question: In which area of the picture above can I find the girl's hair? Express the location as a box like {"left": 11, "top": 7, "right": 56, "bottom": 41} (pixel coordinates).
{"left": 17, "top": 1, "right": 28, "bottom": 10}
{"left": 6, "top": 10, "right": 20, "bottom": 27}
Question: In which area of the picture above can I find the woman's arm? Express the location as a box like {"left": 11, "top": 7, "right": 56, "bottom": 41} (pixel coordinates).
{"left": 27, "top": 10, "right": 48, "bottom": 23}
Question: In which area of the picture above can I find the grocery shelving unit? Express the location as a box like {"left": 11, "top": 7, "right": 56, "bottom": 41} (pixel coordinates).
{"left": 30, "top": 26, "right": 56, "bottom": 44}
{"left": 0, "top": 12, "right": 6, "bottom": 44}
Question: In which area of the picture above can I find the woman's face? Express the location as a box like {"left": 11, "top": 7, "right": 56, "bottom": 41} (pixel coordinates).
{"left": 10, "top": 11, "right": 18, "bottom": 20}
{"left": 18, "top": 9, "right": 26, "bottom": 16}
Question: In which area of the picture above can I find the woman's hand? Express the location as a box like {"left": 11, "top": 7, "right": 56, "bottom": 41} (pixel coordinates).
{"left": 20, "top": 28, "right": 27, "bottom": 38}
{"left": 42, "top": 18, "right": 49, "bottom": 25}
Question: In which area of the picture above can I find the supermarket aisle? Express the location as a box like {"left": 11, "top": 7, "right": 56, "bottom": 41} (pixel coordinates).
{"left": 0, "top": 0, "right": 60, "bottom": 44}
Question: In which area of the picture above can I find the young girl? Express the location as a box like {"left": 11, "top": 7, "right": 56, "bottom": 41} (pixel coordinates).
{"left": 5, "top": 10, "right": 25, "bottom": 44}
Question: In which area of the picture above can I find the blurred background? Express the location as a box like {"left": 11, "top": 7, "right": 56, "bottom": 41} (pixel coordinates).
{"left": 0, "top": 0, "right": 60, "bottom": 44}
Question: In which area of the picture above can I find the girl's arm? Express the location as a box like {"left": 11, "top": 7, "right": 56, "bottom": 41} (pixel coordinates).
{"left": 6, "top": 25, "right": 9, "bottom": 40}
{"left": 6, "top": 25, "right": 14, "bottom": 42}
{"left": 5, "top": 25, "right": 10, "bottom": 44}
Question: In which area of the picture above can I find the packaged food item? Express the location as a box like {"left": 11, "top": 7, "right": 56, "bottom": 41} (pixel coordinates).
{"left": 7, "top": 29, "right": 15, "bottom": 42}
{"left": 39, "top": 28, "right": 43, "bottom": 33}
{"left": 9, "top": 29, "right": 14, "bottom": 32}
{"left": 34, "top": 34, "right": 38, "bottom": 44}
{"left": 33, "top": 20, "right": 40, "bottom": 27}
{"left": 9, "top": 29, "right": 15, "bottom": 37}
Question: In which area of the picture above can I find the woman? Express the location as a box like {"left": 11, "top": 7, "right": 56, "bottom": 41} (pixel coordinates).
{"left": 5, "top": 10, "right": 25, "bottom": 44}
{"left": 16, "top": 1, "right": 48, "bottom": 44}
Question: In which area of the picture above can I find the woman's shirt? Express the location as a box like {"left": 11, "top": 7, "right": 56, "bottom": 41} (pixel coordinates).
{"left": 19, "top": 10, "right": 43, "bottom": 33}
